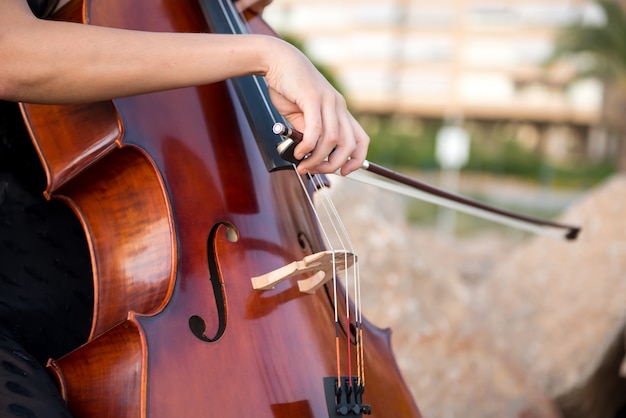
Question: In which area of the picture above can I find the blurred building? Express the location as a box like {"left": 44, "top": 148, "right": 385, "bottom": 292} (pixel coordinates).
{"left": 264, "top": 0, "right": 612, "bottom": 161}
{"left": 266, "top": 0, "right": 599, "bottom": 122}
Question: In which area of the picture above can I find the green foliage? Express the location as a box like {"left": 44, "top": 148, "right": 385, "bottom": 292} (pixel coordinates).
{"left": 462, "top": 128, "right": 542, "bottom": 178}
{"left": 364, "top": 115, "right": 615, "bottom": 188}
{"left": 364, "top": 116, "right": 441, "bottom": 170}
{"left": 468, "top": 140, "right": 614, "bottom": 188}
{"left": 550, "top": 0, "right": 626, "bottom": 85}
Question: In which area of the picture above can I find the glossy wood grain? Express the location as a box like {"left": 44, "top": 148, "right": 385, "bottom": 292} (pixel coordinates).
{"left": 20, "top": 0, "right": 422, "bottom": 416}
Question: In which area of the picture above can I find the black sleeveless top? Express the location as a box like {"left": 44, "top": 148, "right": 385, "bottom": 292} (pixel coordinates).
{"left": 0, "top": 0, "right": 93, "bottom": 366}
{"left": 0, "top": 5, "right": 91, "bottom": 416}
{"left": 27, "top": 0, "right": 60, "bottom": 18}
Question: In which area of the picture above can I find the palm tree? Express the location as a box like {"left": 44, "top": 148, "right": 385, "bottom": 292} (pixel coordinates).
{"left": 550, "top": 0, "right": 626, "bottom": 171}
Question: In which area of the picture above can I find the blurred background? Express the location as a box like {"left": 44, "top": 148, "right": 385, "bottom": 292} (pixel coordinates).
{"left": 263, "top": 1, "right": 626, "bottom": 417}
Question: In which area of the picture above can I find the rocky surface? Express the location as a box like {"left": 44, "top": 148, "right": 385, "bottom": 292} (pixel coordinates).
{"left": 324, "top": 172, "right": 626, "bottom": 418}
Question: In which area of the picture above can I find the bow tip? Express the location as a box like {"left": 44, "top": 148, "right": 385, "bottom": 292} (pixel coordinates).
{"left": 565, "top": 227, "right": 582, "bottom": 241}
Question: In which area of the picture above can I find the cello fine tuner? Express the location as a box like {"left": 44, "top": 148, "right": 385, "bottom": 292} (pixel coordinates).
{"left": 251, "top": 250, "right": 356, "bottom": 294}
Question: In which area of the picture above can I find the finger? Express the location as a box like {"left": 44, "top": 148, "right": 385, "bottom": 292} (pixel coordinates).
{"left": 339, "top": 119, "right": 370, "bottom": 176}
{"left": 313, "top": 107, "right": 355, "bottom": 174}
{"left": 233, "top": 0, "right": 272, "bottom": 14}
{"left": 307, "top": 96, "right": 344, "bottom": 169}
{"left": 233, "top": 0, "right": 247, "bottom": 13}
{"left": 296, "top": 95, "right": 340, "bottom": 174}
{"left": 296, "top": 133, "right": 334, "bottom": 174}
{"left": 293, "top": 100, "right": 323, "bottom": 162}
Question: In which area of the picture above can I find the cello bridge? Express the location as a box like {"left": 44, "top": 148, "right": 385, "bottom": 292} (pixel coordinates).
{"left": 250, "top": 250, "right": 356, "bottom": 294}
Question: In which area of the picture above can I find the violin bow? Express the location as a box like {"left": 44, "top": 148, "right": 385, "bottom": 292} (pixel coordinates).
{"left": 273, "top": 123, "right": 581, "bottom": 241}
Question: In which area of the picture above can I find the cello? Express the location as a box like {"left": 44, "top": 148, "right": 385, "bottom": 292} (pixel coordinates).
{"left": 20, "top": 0, "right": 422, "bottom": 416}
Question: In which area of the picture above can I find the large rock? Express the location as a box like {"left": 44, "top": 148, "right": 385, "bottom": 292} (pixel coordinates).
{"left": 471, "top": 174, "right": 626, "bottom": 411}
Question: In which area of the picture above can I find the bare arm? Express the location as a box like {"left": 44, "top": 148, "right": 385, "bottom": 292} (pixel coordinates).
{"left": 0, "top": 0, "right": 280, "bottom": 104}
{"left": 0, "top": 0, "right": 369, "bottom": 175}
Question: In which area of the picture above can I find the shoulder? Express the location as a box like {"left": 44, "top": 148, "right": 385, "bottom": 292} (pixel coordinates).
{"left": 27, "top": 0, "right": 59, "bottom": 18}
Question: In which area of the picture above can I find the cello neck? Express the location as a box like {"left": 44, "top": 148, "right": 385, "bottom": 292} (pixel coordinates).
{"left": 199, "top": 0, "right": 294, "bottom": 172}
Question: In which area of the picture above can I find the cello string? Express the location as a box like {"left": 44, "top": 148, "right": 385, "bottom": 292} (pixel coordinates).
{"left": 224, "top": 0, "right": 364, "bottom": 390}
{"left": 310, "top": 171, "right": 369, "bottom": 389}
{"left": 311, "top": 174, "right": 365, "bottom": 387}
{"left": 309, "top": 173, "right": 356, "bottom": 387}
{"left": 292, "top": 171, "right": 344, "bottom": 384}
{"left": 357, "top": 262, "right": 365, "bottom": 386}
{"left": 219, "top": 0, "right": 248, "bottom": 34}
{"left": 221, "top": 0, "right": 342, "bottom": 308}
{"left": 220, "top": 0, "right": 283, "bottom": 128}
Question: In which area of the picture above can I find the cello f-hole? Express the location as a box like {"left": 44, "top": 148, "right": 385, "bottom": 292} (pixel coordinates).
{"left": 188, "top": 222, "right": 236, "bottom": 343}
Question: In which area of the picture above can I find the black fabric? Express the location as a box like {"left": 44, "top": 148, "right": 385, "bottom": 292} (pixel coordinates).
{"left": 0, "top": 330, "right": 73, "bottom": 418}
{"left": 0, "top": 100, "right": 93, "bottom": 416}
{"left": 27, "top": 0, "right": 60, "bottom": 18}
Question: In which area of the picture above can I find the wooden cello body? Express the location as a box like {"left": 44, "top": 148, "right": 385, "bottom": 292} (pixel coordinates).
{"left": 20, "top": 0, "right": 422, "bottom": 416}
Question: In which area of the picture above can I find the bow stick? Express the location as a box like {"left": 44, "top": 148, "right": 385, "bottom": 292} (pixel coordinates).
{"left": 273, "top": 122, "right": 581, "bottom": 241}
